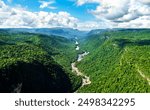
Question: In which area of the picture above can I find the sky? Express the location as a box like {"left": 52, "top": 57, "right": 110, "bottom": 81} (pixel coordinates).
{"left": 0, "top": 0, "right": 150, "bottom": 30}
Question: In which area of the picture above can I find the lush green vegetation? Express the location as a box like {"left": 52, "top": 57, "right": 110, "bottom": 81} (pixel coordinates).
{"left": 0, "top": 30, "right": 81, "bottom": 92}
{"left": 0, "top": 29, "right": 149, "bottom": 93}
{"left": 77, "top": 29, "right": 150, "bottom": 93}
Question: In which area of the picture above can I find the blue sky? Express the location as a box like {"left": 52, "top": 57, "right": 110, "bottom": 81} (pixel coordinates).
{"left": 3, "top": 0, "right": 98, "bottom": 21}
{"left": 0, "top": 0, "right": 150, "bottom": 30}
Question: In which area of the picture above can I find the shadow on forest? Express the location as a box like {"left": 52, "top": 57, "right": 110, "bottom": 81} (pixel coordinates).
{"left": 135, "top": 40, "right": 150, "bottom": 46}
{"left": 0, "top": 41, "right": 7, "bottom": 45}
{"left": 114, "top": 39, "right": 150, "bottom": 48}
{"left": 0, "top": 61, "right": 72, "bottom": 93}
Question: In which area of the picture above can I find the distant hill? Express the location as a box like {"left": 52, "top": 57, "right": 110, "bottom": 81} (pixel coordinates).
{"left": 0, "top": 28, "right": 88, "bottom": 39}
{"left": 87, "top": 28, "right": 150, "bottom": 36}
{"left": 87, "top": 29, "right": 107, "bottom": 36}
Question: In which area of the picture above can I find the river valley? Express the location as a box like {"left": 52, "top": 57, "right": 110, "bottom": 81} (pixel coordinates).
{"left": 71, "top": 40, "right": 91, "bottom": 89}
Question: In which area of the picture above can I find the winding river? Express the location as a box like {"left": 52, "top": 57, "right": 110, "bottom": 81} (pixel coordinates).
{"left": 71, "top": 40, "right": 91, "bottom": 88}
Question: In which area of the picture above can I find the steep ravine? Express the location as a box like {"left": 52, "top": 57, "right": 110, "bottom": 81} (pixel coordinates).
{"left": 71, "top": 40, "right": 91, "bottom": 91}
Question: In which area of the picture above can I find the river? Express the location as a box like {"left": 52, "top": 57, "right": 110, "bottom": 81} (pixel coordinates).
{"left": 71, "top": 40, "right": 91, "bottom": 88}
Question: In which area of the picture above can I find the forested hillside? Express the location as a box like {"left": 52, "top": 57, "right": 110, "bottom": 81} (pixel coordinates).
{"left": 0, "top": 30, "right": 81, "bottom": 92}
{"left": 0, "top": 29, "right": 149, "bottom": 93}
{"left": 77, "top": 29, "right": 150, "bottom": 93}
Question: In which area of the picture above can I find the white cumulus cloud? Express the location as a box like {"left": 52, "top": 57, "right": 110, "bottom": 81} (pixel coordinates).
{"left": 77, "top": 0, "right": 150, "bottom": 28}
{"left": 76, "top": 0, "right": 100, "bottom": 6}
{"left": 77, "top": 20, "right": 111, "bottom": 30}
{"left": 0, "top": 0, "right": 78, "bottom": 28}
{"left": 139, "top": 0, "right": 150, "bottom": 5}
{"left": 1, "top": 0, "right": 150, "bottom": 30}
{"left": 39, "top": 0, "right": 57, "bottom": 9}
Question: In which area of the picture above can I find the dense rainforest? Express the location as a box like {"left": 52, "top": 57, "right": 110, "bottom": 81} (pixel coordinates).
{"left": 77, "top": 29, "right": 150, "bottom": 92}
{"left": 0, "top": 29, "right": 81, "bottom": 93}
{"left": 0, "top": 28, "right": 149, "bottom": 93}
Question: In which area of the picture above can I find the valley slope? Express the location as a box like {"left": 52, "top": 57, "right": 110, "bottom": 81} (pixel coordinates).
{"left": 77, "top": 29, "right": 150, "bottom": 92}
{"left": 0, "top": 28, "right": 150, "bottom": 93}
{"left": 0, "top": 30, "right": 81, "bottom": 92}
